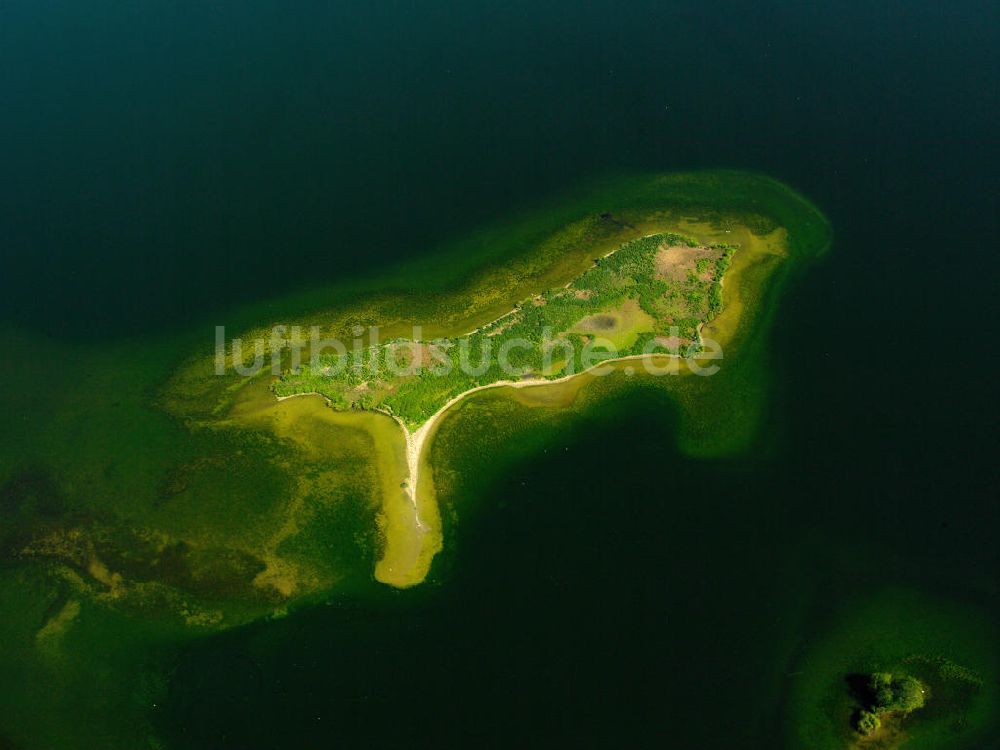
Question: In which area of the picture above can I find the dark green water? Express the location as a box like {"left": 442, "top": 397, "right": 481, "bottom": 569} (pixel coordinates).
{"left": 1, "top": 1, "right": 997, "bottom": 748}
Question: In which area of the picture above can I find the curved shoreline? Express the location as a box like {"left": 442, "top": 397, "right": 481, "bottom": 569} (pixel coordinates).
{"left": 276, "top": 229, "right": 717, "bottom": 533}
{"left": 275, "top": 228, "right": 727, "bottom": 551}
{"left": 260, "top": 186, "right": 820, "bottom": 589}
{"left": 128, "top": 171, "right": 829, "bottom": 593}
{"left": 277, "top": 349, "right": 691, "bottom": 530}
{"left": 398, "top": 351, "right": 687, "bottom": 516}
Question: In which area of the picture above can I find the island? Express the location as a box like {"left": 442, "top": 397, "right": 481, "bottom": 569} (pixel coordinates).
{"left": 853, "top": 671, "right": 928, "bottom": 736}
{"left": 784, "top": 588, "right": 997, "bottom": 750}
{"left": 185, "top": 170, "right": 833, "bottom": 589}
{"left": 269, "top": 229, "right": 739, "bottom": 583}
{"left": 272, "top": 231, "right": 736, "bottom": 424}
{"left": 4, "top": 171, "right": 834, "bottom": 630}
{"left": 158, "top": 169, "right": 835, "bottom": 594}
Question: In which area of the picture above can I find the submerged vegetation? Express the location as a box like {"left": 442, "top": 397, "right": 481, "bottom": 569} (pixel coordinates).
{"left": 0, "top": 171, "right": 837, "bottom": 748}
{"left": 785, "top": 588, "right": 997, "bottom": 750}
{"left": 0, "top": 170, "right": 834, "bottom": 626}
{"left": 848, "top": 661, "right": 988, "bottom": 746}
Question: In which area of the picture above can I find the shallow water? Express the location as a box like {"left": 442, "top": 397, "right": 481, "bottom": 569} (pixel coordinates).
{"left": 1, "top": 1, "right": 998, "bottom": 748}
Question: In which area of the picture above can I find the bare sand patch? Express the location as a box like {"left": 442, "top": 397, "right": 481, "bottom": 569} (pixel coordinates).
{"left": 654, "top": 243, "right": 723, "bottom": 282}
{"left": 384, "top": 341, "right": 446, "bottom": 371}
{"left": 485, "top": 313, "right": 520, "bottom": 337}
{"left": 655, "top": 335, "right": 685, "bottom": 349}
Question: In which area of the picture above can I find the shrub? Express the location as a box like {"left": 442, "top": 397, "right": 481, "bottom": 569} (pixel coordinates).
{"left": 867, "top": 672, "right": 927, "bottom": 715}
{"left": 891, "top": 676, "right": 926, "bottom": 713}
{"left": 856, "top": 710, "right": 881, "bottom": 736}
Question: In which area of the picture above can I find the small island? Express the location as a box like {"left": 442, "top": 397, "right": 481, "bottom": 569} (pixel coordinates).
{"left": 784, "top": 589, "right": 997, "bottom": 750}
{"left": 846, "top": 659, "right": 987, "bottom": 747}
{"left": 853, "top": 671, "right": 927, "bottom": 736}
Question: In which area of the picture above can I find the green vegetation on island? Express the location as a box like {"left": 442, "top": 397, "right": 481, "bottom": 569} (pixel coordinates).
{"left": 848, "top": 661, "right": 988, "bottom": 746}
{"left": 272, "top": 231, "right": 737, "bottom": 428}
{"left": 1, "top": 170, "right": 834, "bottom": 627}
{"left": 0, "top": 171, "right": 837, "bottom": 749}
{"left": 784, "top": 588, "right": 997, "bottom": 750}
{"left": 854, "top": 671, "right": 927, "bottom": 736}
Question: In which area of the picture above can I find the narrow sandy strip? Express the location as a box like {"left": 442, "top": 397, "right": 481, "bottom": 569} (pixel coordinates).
{"left": 278, "top": 349, "right": 689, "bottom": 529}
{"left": 400, "top": 351, "right": 696, "bottom": 504}
{"left": 276, "top": 230, "right": 727, "bottom": 535}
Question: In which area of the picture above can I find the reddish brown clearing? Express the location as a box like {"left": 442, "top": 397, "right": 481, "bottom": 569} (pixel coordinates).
{"left": 654, "top": 244, "right": 723, "bottom": 283}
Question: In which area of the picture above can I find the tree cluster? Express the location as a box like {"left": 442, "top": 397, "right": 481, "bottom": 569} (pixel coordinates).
{"left": 854, "top": 672, "right": 926, "bottom": 736}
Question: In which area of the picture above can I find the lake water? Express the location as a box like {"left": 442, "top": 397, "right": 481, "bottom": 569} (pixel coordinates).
{"left": 1, "top": 1, "right": 997, "bottom": 747}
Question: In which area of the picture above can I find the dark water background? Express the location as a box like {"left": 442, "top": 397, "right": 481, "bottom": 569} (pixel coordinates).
{"left": 1, "top": 1, "right": 997, "bottom": 747}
